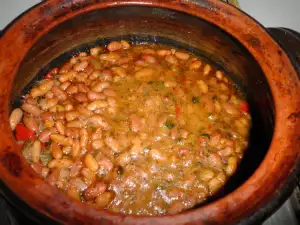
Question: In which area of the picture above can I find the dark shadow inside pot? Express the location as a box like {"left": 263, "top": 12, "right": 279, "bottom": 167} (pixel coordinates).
{"left": 8, "top": 5, "right": 274, "bottom": 217}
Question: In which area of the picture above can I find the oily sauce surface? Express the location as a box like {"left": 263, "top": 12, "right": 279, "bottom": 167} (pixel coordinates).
{"left": 10, "top": 41, "right": 251, "bottom": 215}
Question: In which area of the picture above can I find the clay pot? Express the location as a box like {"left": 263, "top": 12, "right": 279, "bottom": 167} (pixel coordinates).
{"left": 0, "top": 0, "right": 299, "bottom": 224}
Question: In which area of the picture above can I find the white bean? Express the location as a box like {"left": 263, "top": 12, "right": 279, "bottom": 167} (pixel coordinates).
{"left": 9, "top": 108, "right": 23, "bottom": 130}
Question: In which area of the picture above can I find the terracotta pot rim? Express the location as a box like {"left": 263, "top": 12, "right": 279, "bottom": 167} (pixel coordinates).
{"left": 0, "top": 0, "right": 299, "bottom": 224}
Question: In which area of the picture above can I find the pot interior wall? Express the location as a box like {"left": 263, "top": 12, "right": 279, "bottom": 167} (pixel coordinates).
{"left": 11, "top": 6, "right": 274, "bottom": 206}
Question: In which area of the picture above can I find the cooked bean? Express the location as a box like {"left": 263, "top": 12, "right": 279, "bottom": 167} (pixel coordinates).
{"left": 168, "top": 201, "right": 186, "bottom": 215}
{"left": 70, "top": 161, "right": 83, "bottom": 177}
{"left": 88, "top": 115, "right": 110, "bottom": 129}
{"left": 175, "top": 52, "right": 190, "bottom": 60}
{"left": 9, "top": 108, "right": 23, "bottom": 130}
{"left": 41, "top": 167, "right": 49, "bottom": 178}
{"left": 208, "top": 153, "right": 223, "bottom": 169}
{"left": 164, "top": 81, "right": 177, "bottom": 88}
{"left": 135, "top": 68, "right": 155, "bottom": 79}
{"left": 62, "top": 146, "right": 72, "bottom": 155}
{"left": 23, "top": 116, "right": 39, "bottom": 132}
{"left": 87, "top": 100, "right": 108, "bottom": 111}
{"left": 67, "top": 120, "right": 84, "bottom": 128}
{"left": 64, "top": 104, "right": 74, "bottom": 112}
{"left": 74, "top": 60, "right": 89, "bottom": 72}
{"left": 59, "top": 71, "right": 77, "bottom": 83}
{"left": 52, "top": 85, "right": 67, "bottom": 101}
{"left": 60, "top": 63, "right": 72, "bottom": 73}
{"left": 218, "top": 146, "right": 233, "bottom": 157}
{"left": 107, "top": 41, "right": 122, "bottom": 52}
{"left": 103, "top": 89, "right": 116, "bottom": 97}
{"left": 157, "top": 49, "right": 172, "bottom": 56}
{"left": 48, "top": 159, "right": 73, "bottom": 169}
{"left": 90, "top": 47, "right": 102, "bottom": 56}
{"left": 141, "top": 54, "right": 156, "bottom": 64}
{"left": 66, "top": 85, "right": 78, "bottom": 95}
{"left": 77, "top": 83, "right": 89, "bottom": 93}
{"left": 216, "top": 71, "right": 223, "bottom": 80}
{"left": 91, "top": 128, "right": 102, "bottom": 141}
{"left": 26, "top": 96, "right": 37, "bottom": 105}
{"left": 208, "top": 172, "right": 226, "bottom": 193}
{"left": 203, "top": 64, "right": 211, "bottom": 75}
{"left": 92, "top": 139, "right": 104, "bottom": 150}
{"left": 72, "top": 139, "right": 80, "bottom": 158}
{"left": 80, "top": 128, "right": 88, "bottom": 149}
{"left": 107, "top": 97, "right": 117, "bottom": 107}
{"left": 65, "top": 127, "right": 80, "bottom": 138}
{"left": 197, "top": 80, "right": 208, "bottom": 94}
{"left": 55, "top": 120, "right": 65, "bottom": 135}
{"left": 92, "top": 81, "right": 110, "bottom": 92}
{"left": 65, "top": 111, "right": 79, "bottom": 121}
{"left": 41, "top": 98, "right": 59, "bottom": 110}
{"left": 32, "top": 140, "right": 41, "bottom": 163}
{"left": 60, "top": 81, "right": 71, "bottom": 90}
{"left": 112, "top": 67, "right": 127, "bottom": 77}
{"left": 52, "top": 142, "right": 63, "bottom": 159}
{"left": 87, "top": 91, "right": 106, "bottom": 101}
{"left": 129, "top": 114, "right": 142, "bottom": 132}
{"left": 84, "top": 182, "right": 107, "bottom": 200}
{"left": 189, "top": 60, "right": 202, "bottom": 70}
{"left": 81, "top": 167, "right": 96, "bottom": 187}
{"left": 101, "top": 70, "right": 113, "bottom": 81}
{"left": 38, "top": 128, "right": 57, "bottom": 143}
{"left": 21, "top": 103, "right": 42, "bottom": 117}
{"left": 50, "top": 134, "right": 73, "bottom": 146}
{"left": 74, "top": 93, "right": 88, "bottom": 102}
{"left": 165, "top": 55, "right": 178, "bottom": 65}
{"left": 105, "top": 136, "right": 120, "bottom": 153}
{"left": 84, "top": 154, "right": 99, "bottom": 172}
{"left": 223, "top": 103, "right": 239, "bottom": 116}
{"left": 226, "top": 157, "right": 238, "bottom": 175}
{"left": 100, "top": 52, "right": 120, "bottom": 62}
{"left": 199, "top": 169, "right": 215, "bottom": 181}
{"left": 95, "top": 192, "right": 114, "bottom": 208}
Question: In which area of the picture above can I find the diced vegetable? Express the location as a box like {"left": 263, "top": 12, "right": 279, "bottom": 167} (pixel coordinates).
{"left": 21, "top": 140, "right": 34, "bottom": 163}
{"left": 175, "top": 104, "right": 180, "bottom": 118}
{"left": 16, "top": 124, "right": 35, "bottom": 141}
{"left": 192, "top": 97, "right": 199, "bottom": 104}
{"left": 148, "top": 81, "right": 165, "bottom": 90}
{"left": 240, "top": 101, "right": 249, "bottom": 113}
{"left": 45, "top": 73, "right": 53, "bottom": 79}
{"left": 165, "top": 120, "right": 175, "bottom": 129}
{"left": 40, "top": 151, "right": 53, "bottom": 166}
{"left": 200, "top": 133, "right": 211, "bottom": 139}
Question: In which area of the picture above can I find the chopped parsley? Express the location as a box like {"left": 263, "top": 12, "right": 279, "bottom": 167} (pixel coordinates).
{"left": 200, "top": 133, "right": 211, "bottom": 139}
{"left": 116, "top": 166, "right": 124, "bottom": 175}
{"left": 165, "top": 120, "right": 175, "bottom": 129}
{"left": 148, "top": 81, "right": 165, "bottom": 90}
{"left": 192, "top": 96, "right": 200, "bottom": 104}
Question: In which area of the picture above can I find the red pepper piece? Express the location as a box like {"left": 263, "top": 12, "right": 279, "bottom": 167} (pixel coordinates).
{"left": 240, "top": 101, "right": 249, "bottom": 113}
{"left": 175, "top": 104, "right": 181, "bottom": 119}
{"left": 45, "top": 73, "right": 53, "bottom": 79}
{"left": 15, "top": 124, "right": 35, "bottom": 141}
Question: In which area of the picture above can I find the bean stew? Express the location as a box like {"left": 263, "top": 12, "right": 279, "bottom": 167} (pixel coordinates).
{"left": 9, "top": 41, "right": 251, "bottom": 215}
